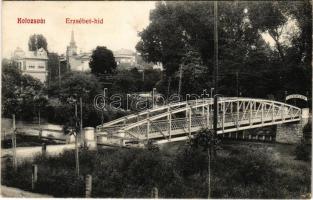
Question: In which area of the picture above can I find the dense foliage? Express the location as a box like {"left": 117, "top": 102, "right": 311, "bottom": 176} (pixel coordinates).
{"left": 2, "top": 142, "right": 311, "bottom": 198}
{"left": 47, "top": 52, "right": 68, "bottom": 86}
{"left": 1, "top": 60, "right": 47, "bottom": 120}
{"left": 137, "top": 1, "right": 311, "bottom": 99}
{"left": 28, "top": 34, "right": 48, "bottom": 52}
{"left": 89, "top": 46, "right": 117, "bottom": 76}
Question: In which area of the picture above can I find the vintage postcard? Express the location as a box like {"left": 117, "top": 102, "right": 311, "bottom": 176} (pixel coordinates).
{"left": 1, "top": 0, "right": 312, "bottom": 198}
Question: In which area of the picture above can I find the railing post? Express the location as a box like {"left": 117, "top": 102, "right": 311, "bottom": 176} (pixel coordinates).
{"left": 206, "top": 104, "right": 210, "bottom": 128}
{"left": 222, "top": 102, "right": 225, "bottom": 133}
{"left": 236, "top": 100, "right": 239, "bottom": 129}
{"left": 146, "top": 112, "right": 150, "bottom": 141}
{"left": 168, "top": 111, "right": 172, "bottom": 141}
{"left": 137, "top": 115, "right": 140, "bottom": 133}
{"left": 146, "top": 120, "right": 150, "bottom": 141}
{"left": 214, "top": 96, "right": 219, "bottom": 134}
{"left": 249, "top": 101, "right": 253, "bottom": 125}
{"left": 261, "top": 103, "right": 264, "bottom": 124}
{"left": 123, "top": 117, "right": 127, "bottom": 125}
{"left": 188, "top": 106, "right": 192, "bottom": 137}
{"left": 272, "top": 102, "right": 275, "bottom": 122}
{"left": 202, "top": 104, "right": 205, "bottom": 116}
{"left": 230, "top": 102, "right": 233, "bottom": 115}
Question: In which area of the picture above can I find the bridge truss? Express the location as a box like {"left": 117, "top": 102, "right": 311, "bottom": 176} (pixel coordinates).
{"left": 96, "top": 97, "right": 302, "bottom": 146}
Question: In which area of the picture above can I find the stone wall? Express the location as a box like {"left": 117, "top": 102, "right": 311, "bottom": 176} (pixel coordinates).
{"left": 276, "top": 108, "right": 310, "bottom": 144}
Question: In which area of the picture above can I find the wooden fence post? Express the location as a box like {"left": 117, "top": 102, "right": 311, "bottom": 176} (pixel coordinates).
{"left": 32, "top": 164, "right": 38, "bottom": 190}
{"left": 85, "top": 174, "right": 92, "bottom": 198}
{"left": 151, "top": 187, "right": 158, "bottom": 198}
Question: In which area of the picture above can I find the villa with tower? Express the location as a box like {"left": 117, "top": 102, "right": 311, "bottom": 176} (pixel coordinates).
{"left": 12, "top": 47, "right": 48, "bottom": 83}
{"left": 66, "top": 31, "right": 147, "bottom": 71}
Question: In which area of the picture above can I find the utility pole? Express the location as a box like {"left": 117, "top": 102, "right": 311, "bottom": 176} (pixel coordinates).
{"left": 213, "top": 1, "right": 219, "bottom": 137}
{"left": 152, "top": 88, "right": 156, "bottom": 109}
{"left": 142, "top": 70, "right": 145, "bottom": 92}
{"left": 12, "top": 114, "right": 17, "bottom": 171}
{"left": 142, "top": 70, "right": 145, "bottom": 82}
{"left": 213, "top": 1, "right": 219, "bottom": 95}
{"left": 236, "top": 71, "right": 239, "bottom": 97}
{"left": 74, "top": 101, "right": 80, "bottom": 177}
{"left": 210, "top": 1, "right": 219, "bottom": 199}
{"left": 178, "top": 64, "right": 183, "bottom": 96}
{"left": 38, "top": 108, "right": 42, "bottom": 139}
{"left": 58, "top": 58, "right": 61, "bottom": 89}
{"left": 103, "top": 88, "right": 107, "bottom": 105}
{"left": 80, "top": 97, "right": 83, "bottom": 140}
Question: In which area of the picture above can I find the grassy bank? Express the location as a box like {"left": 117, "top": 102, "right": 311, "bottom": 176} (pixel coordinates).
{"left": 1, "top": 141, "right": 311, "bottom": 198}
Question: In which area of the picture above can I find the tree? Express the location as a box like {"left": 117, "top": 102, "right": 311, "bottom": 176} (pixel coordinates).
{"left": 2, "top": 60, "right": 47, "bottom": 120}
{"left": 63, "top": 98, "right": 81, "bottom": 177}
{"left": 136, "top": 2, "right": 187, "bottom": 95}
{"left": 28, "top": 34, "right": 48, "bottom": 52}
{"left": 190, "top": 128, "right": 220, "bottom": 198}
{"left": 294, "top": 139, "right": 311, "bottom": 161}
{"left": 89, "top": 46, "right": 117, "bottom": 76}
{"left": 47, "top": 71, "right": 102, "bottom": 103}
{"left": 138, "top": 1, "right": 311, "bottom": 99}
{"left": 47, "top": 52, "right": 60, "bottom": 85}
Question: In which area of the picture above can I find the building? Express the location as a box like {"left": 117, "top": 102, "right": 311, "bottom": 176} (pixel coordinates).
{"left": 136, "top": 53, "right": 163, "bottom": 71}
{"left": 12, "top": 47, "right": 48, "bottom": 83}
{"left": 66, "top": 30, "right": 91, "bottom": 72}
{"left": 66, "top": 31, "right": 139, "bottom": 71}
{"left": 152, "top": 62, "right": 163, "bottom": 70}
{"left": 66, "top": 31, "right": 156, "bottom": 71}
{"left": 113, "top": 49, "right": 136, "bottom": 66}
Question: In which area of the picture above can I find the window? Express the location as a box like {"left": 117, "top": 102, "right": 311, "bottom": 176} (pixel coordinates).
{"left": 38, "top": 66, "right": 45, "bottom": 69}
{"left": 28, "top": 65, "right": 35, "bottom": 69}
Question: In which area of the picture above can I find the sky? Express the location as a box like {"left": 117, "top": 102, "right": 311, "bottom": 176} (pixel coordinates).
{"left": 2, "top": 1, "right": 156, "bottom": 58}
{"left": 2, "top": 1, "right": 296, "bottom": 59}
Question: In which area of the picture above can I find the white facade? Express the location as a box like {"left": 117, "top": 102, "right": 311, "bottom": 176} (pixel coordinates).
{"left": 114, "top": 49, "right": 136, "bottom": 65}
{"left": 13, "top": 47, "right": 48, "bottom": 83}
{"left": 66, "top": 31, "right": 138, "bottom": 71}
{"left": 66, "top": 31, "right": 91, "bottom": 72}
{"left": 152, "top": 62, "right": 163, "bottom": 70}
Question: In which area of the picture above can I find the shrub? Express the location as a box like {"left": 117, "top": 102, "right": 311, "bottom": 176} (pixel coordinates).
{"left": 1, "top": 142, "right": 311, "bottom": 198}
{"left": 295, "top": 139, "right": 311, "bottom": 161}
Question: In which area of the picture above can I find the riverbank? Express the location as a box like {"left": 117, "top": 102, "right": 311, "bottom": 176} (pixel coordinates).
{"left": 1, "top": 139, "right": 310, "bottom": 198}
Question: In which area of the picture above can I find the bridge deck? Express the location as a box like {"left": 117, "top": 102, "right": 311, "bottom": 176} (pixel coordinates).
{"left": 96, "top": 97, "right": 302, "bottom": 146}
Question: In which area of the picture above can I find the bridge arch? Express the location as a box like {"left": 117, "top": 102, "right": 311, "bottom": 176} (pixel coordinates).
{"left": 96, "top": 97, "right": 302, "bottom": 146}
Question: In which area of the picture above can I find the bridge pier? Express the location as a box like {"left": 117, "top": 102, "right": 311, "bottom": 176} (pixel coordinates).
{"left": 83, "top": 127, "right": 97, "bottom": 150}
{"left": 276, "top": 108, "right": 310, "bottom": 144}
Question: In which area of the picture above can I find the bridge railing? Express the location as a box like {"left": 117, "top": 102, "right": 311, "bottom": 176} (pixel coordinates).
{"left": 97, "top": 98, "right": 302, "bottom": 142}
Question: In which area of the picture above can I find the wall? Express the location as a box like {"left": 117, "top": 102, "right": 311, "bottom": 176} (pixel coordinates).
{"left": 276, "top": 108, "right": 310, "bottom": 144}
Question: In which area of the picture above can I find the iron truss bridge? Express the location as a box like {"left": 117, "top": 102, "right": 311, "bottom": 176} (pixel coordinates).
{"left": 96, "top": 97, "right": 302, "bottom": 146}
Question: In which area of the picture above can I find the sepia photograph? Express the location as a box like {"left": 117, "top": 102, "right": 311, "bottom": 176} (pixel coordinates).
{"left": 1, "top": 0, "right": 312, "bottom": 198}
